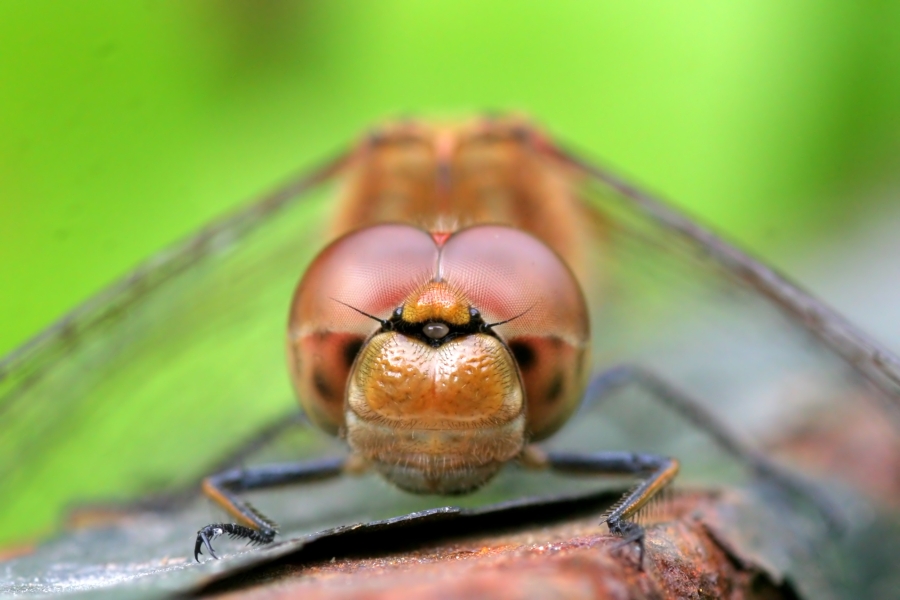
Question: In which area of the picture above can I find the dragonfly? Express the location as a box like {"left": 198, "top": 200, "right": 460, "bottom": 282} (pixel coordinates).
{"left": 1, "top": 115, "right": 898, "bottom": 596}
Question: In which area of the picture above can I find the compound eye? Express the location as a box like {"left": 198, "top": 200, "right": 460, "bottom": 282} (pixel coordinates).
{"left": 422, "top": 322, "right": 450, "bottom": 340}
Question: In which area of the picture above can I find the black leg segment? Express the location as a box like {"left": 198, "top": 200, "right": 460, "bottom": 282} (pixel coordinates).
{"left": 195, "top": 456, "right": 346, "bottom": 562}
{"left": 546, "top": 450, "right": 679, "bottom": 566}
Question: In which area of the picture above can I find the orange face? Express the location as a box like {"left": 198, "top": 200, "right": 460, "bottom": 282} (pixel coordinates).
{"left": 286, "top": 118, "right": 591, "bottom": 494}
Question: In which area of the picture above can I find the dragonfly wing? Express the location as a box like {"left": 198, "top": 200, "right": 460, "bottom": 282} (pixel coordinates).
{"left": 0, "top": 153, "right": 347, "bottom": 545}
{"left": 549, "top": 143, "right": 900, "bottom": 494}
{"left": 563, "top": 147, "right": 900, "bottom": 421}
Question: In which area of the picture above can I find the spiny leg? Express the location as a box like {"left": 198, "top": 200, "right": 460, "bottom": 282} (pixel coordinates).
{"left": 195, "top": 456, "right": 347, "bottom": 562}
{"left": 524, "top": 447, "right": 678, "bottom": 568}
{"left": 581, "top": 364, "right": 844, "bottom": 531}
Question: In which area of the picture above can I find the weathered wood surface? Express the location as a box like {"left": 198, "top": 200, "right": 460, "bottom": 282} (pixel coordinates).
{"left": 0, "top": 485, "right": 814, "bottom": 600}
{"left": 194, "top": 492, "right": 794, "bottom": 600}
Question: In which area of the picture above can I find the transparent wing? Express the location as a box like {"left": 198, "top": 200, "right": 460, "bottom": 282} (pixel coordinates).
{"left": 569, "top": 148, "right": 900, "bottom": 416}
{"left": 548, "top": 145, "right": 900, "bottom": 471}
{"left": 0, "top": 153, "right": 346, "bottom": 545}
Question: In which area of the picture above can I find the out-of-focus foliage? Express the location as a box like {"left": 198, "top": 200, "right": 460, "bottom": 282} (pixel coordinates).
{"left": 2, "top": 1, "right": 900, "bottom": 356}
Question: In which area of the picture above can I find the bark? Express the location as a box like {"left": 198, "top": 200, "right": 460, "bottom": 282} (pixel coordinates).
{"left": 198, "top": 492, "right": 793, "bottom": 600}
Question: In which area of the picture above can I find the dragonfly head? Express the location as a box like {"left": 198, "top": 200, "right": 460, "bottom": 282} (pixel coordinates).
{"left": 286, "top": 224, "right": 590, "bottom": 494}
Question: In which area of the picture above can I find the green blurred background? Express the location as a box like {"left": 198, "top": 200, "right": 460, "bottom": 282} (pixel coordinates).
{"left": 2, "top": 1, "right": 900, "bottom": 546}
{"left": 2, "top": 1, "right": 900, "bottom": 358}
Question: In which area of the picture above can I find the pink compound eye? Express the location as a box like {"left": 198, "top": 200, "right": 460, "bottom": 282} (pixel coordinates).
{"left": 440, "top": 225, "right": 589, "bottom": 343}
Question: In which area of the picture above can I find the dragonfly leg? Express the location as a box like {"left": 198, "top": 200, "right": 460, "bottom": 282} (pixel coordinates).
{"left": 525, "top": 447, "right": 679, "bottom": 568}
{"left": 581, "top": 364, "right": 844, "bottom": 531}
{"left": 195, "top": 456, "right": 347, "bottom": 562}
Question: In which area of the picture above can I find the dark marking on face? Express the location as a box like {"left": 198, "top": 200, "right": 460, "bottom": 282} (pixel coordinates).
{"left": 509, "top": 341, "right": 536, "bottom": 371}
{"left": 545, "top": 372, "right": 564, "bottom": 405}
{"left": 313, "top": 369, "right": 337, "bottom": 404}
{"left": 343, "top": 337, "right": 364, "bottom": 369}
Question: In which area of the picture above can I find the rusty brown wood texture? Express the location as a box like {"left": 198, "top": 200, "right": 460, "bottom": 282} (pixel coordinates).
{"left": 197, "top": 492, "right": 792, "bottom": 600}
